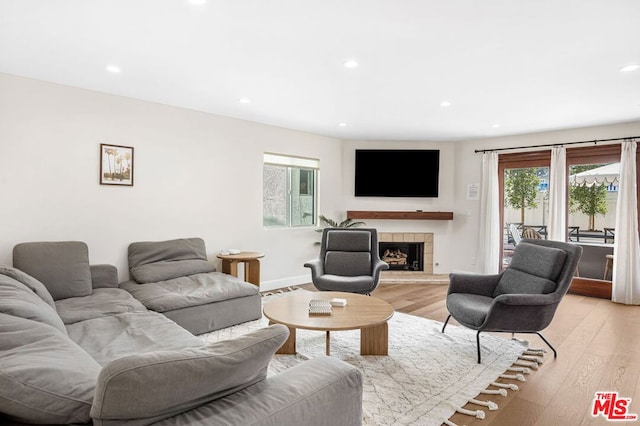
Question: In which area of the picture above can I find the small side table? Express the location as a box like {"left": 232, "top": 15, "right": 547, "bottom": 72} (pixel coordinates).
{"left": 217, "top": 252, "right": 264, "bottom": 286}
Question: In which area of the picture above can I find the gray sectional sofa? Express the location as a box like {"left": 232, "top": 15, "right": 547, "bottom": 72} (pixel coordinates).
{"left": 0, "top": 241, "right": 363, "bottom": 425}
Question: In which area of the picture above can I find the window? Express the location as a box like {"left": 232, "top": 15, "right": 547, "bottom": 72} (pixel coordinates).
{"left": 263, "top": 153, "right": 318, "bottom": 228}
{"left": 566, "top": 145, "right": 623, "bottom": 245}
{"left": 498, "top": 144, "right": 639, "bottom": 279}
{"left": 499, "top": 150, "right": 551, "bottom": 269}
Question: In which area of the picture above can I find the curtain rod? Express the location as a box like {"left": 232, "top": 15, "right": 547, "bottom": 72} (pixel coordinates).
{"left": 474, "top": 135, "right": 640, "bottom": 154}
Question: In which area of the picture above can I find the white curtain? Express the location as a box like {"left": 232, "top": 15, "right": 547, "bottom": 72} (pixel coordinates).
{"left": 612, "top": 140, "right": 640, "bottom": 305}
{"left": 478, "top": 151, "right": 500, "bottom": 274}
{"left": 548, "top": 146, "right": 566, "bottom": 241}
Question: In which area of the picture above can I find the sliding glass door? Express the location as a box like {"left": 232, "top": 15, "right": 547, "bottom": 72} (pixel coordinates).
{"left": 499, "top": 151, "right": 550, "bottom": 269}
{"left": 498, "top": 144, "right": 633, "bottom": 282}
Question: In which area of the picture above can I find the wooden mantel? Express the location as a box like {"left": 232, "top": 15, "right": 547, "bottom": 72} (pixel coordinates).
{"left": 347, "top": 210, "right": 454, "bottom": 220}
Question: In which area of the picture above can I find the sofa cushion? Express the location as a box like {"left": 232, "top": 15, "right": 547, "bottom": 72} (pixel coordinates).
{"left": 0, "top": 313, "right": 101, "bottom": 424}
{"left": 90, "top": 324, "right": 289, "bottom": 424}
{"left": 66, "top": 311, "right": 204, "bottom": 366}
{"left": 120, "top": 272, "right": 259, "bottom": 313}
{"left": 13, "top": 241, "right": 93, "bottom": 300}
{"left": 0, "top": 265, "right": 56, "bottom": 308}
{"left": 128, "top": 238, "right": 216, "bottom": 283}
{"left": 55, "top": 288, "right": 148, "bottom": 325}
{"left": 0, "top": 272, "right": 67, "bottom": 335}
{"left": 132, "top": 259, "right": 216, "bottom": 284}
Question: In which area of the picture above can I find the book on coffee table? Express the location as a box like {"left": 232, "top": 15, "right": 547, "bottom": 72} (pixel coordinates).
{"left": 308, "top": 299, "right": 332, "bottom": 315}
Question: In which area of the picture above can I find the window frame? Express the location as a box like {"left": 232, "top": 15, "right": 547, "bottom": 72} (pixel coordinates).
{"left": 263, "top": 153, "right": 319, "bottom": 229}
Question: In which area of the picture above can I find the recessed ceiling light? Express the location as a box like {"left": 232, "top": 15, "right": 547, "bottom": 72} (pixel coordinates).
{"left": 491, "top": 124, "right": 501, "bottom": 128}
{"left": 239, "top": 97, "right": 251, "bottom": 104}
{"left": 105, "top": 65, "right": 121, "bottom": 73}
{"left": 343, "top": 60, "right": 359, "bottom": 69}
{"left": 620, "top": 64, "right": 640, "bottom": 72}
{"left": 440, "top": 101, "right": 452, "bottom": 107}
{"left": 338, "top": 122, "right": 347, "bottom": 127}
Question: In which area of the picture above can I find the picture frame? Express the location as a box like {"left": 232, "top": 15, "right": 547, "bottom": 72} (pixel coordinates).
{"left": 100, "top": 143, "right": 134, "bottom": 186}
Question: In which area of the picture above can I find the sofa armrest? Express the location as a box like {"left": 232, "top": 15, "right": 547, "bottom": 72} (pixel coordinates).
{"left": 90, "top": 325, "right": 289, "bottom": 425}
{"left": 90, "top": 264, "right": 119, "bottom": 289}
{"left": 160, "top": 356, "right": 363, "bottom": 426}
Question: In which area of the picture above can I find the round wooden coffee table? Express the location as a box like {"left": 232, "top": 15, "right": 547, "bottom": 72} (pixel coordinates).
{"left": 263, "top": 291, "right": 394, "bottom": 356}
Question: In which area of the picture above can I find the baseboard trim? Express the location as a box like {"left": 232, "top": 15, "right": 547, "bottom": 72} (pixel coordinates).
{"left": 259, "top": 275, "right": 310, "bottom": 292}
{"left": 568, "top": 277, "right": 612, "bottom": 299}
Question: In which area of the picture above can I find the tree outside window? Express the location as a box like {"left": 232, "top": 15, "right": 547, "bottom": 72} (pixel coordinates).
{"left": 569, "top": 164, "right": 609, "bottom": 231}
{"left": 504, "top": 168, "right": 540, "bottom": 224}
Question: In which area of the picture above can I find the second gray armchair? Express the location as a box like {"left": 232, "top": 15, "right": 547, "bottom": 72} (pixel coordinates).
{"left": 305, "top": 228, "right": 389, "bottom": 295}
{"left": 442, "top": 238, "right": 582, "bottom": 363}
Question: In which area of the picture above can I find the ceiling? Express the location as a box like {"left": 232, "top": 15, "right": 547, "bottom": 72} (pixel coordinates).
{"left": 1, "top": 0, "right": 639, "bottom": 141}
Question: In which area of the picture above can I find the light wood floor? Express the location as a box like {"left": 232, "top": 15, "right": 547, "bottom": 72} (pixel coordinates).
{"left": 301, "top": 283, "right": 640, "bottom": 425}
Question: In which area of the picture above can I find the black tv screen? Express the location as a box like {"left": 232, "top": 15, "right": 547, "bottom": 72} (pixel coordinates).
{"left": 355, "top": 149, "right": 439, "bottom": 197}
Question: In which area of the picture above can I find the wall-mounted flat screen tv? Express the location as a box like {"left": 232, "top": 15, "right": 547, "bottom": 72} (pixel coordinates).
{"left": 355, "top": 149, "right": 439, "bottom": 197}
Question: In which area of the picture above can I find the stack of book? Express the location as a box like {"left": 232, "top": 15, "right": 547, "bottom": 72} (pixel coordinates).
{"left": 308, "top": 299, "right": 332, "bottom": 315}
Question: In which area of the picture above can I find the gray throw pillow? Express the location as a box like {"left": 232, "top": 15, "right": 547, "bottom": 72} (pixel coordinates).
{"left": 0, "top": 313, "right": 100, "bottom": 424}
{"left": 0, "top": 274, "right": 67, "bottom": 334}
{"left": 0, "top": 265, "right": 56, "bottom": 308}
{"left": 128, "top": 238, "right": 216, "bottom": 283}
{"left": 131, "top": 259, "right": 216, "bottom": 284}
{"left": 13, "top": 242, "right": 93, "bottom": 301}
{"left": 91, "top": 324, "right": 289, "bottom": 423}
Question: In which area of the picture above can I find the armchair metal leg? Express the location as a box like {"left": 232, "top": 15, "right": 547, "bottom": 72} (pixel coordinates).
{"left": 535, "top": 332, "right": 557, "bottom": 358}
{"left": 476, "top": 331, "right": 482, "bottom": 364}
{"left": 441, "top": 315, "right": 451, "bottom": 333}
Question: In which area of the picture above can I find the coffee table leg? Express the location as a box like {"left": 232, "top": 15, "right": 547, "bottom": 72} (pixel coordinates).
{"left": 361, "top": 322, "right": 388, "bottom": 355}
{"left": 272, "top": 323, "right": 296, "bottom": 355}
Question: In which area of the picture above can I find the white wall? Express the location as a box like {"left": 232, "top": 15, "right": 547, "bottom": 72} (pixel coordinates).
{"left": 451, "top": 120, "right": 640, "bottom": 273}
{"left": 0, "top": 73, "right": 343, "bottom": 290}
{"left": 341, "top": 140, "right": 457, "bottom": 274}
{"left": 3, "top": 73, "right": 639, "bottom": 284}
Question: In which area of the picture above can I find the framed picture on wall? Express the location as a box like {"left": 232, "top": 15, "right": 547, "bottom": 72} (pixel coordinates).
{"left": 100, "top": 143, "right": 134, "bottom": 186}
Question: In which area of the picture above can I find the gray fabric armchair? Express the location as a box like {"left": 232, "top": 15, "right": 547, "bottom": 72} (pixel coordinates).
{"left": 442, "top": 239, "right": 582, "bottom": 363}
{"left": 304, "top": 228, "right": 389, "bottom": 295}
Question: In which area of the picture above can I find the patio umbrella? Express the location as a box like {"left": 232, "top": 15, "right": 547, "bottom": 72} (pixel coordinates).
{"left": 569, "top": 162, "right": 619, "bottom": 187}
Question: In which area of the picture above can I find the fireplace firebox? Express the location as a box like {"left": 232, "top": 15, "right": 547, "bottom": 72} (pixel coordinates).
{"left": 379, "top": 242, "right": 424, "bottom": 271}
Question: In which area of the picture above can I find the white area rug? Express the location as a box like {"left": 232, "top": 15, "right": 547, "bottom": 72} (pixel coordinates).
{"left": 200, "top": 294, "right": 531, "bottom": 426}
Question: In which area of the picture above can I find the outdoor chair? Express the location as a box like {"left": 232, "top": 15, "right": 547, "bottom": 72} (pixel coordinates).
{"left": 442, "top": 239, "right": 582, "bottom": 363}
{"left": 509, "top": 223, "right": 522, "bottom": 246}
{"left": 304, "top": 228, "right": 389, "bottom": 295}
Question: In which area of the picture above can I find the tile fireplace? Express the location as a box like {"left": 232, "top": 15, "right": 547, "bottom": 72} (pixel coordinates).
{"left": 378, "top": 233, "right": 433, "bottom": 275}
